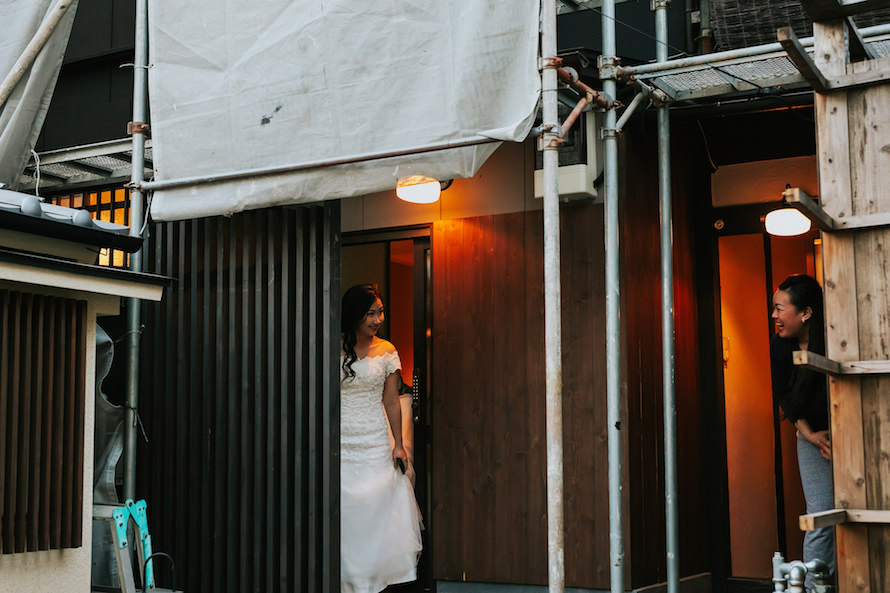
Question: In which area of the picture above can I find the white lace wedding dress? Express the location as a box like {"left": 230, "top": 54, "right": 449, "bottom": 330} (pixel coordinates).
{"left": 340, "top": 350, "right": 422, "bottom": 593}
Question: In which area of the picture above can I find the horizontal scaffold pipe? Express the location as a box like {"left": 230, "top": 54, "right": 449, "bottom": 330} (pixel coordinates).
{"left": 137, "top": 136, "right": 501, "bottom": 192}
{"left": 620, "top": 23, "right": 890, "bottom": 78}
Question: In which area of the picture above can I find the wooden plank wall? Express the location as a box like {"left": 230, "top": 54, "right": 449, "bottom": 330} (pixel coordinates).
{"left": 431, "top": 205, "right": 610, "bottom": 588}
{"left": 0, "top": 291, "right": 86, "bottom": 554}
{"left": 139, "top": 204, "right": 341, "bottom": 593}
{"left": 620, "top": 121, "right": 713, "bottom": 588}
{"left": 814, "top": 21, "right": 890, "bottom": 593}
{"left": 431, "top": 153, "right": 712, "bottom": 589}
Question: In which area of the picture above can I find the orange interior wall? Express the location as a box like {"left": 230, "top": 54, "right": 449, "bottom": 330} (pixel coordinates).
{"left": 388, "top": 240, "right": 414, "bottom": 384}
{"left": 718, "top": 233, "right": 778, "bottom": 578}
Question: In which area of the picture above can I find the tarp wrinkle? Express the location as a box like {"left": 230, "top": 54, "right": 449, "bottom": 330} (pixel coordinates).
{"left": 147, "top": 0, "right": 540, "bottom": 221}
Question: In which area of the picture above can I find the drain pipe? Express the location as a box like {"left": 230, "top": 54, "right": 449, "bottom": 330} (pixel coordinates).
{"left": 654, "top": 2, "right": 678, "bottom": 593}
{"left": 599, "top": 1, "right": 624, "bottom": 593}
{"left": 123, "top": 0, "right": 149, "bottom": 501}
{"left": 540, "top": 1, "right": 565, "bottom": 591}
{"left": 772, "top": 552, "right": 833, "bottom": 593}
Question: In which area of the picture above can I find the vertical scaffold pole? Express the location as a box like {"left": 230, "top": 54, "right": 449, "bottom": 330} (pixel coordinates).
{"left": 540, "top": 0, "right": 565, "bottom": 591}
{"left": 654, "top": 2, "right": 679, "bottom": 593}
{"left": 600, "top": 2, "right": 624, "bottom": 593}
{"left": 124, "top": 0, "right": 149, "bottom": 501}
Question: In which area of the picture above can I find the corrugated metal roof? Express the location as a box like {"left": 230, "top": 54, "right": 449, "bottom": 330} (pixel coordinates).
{"left": 18, "top": 138, "right": 152, "bottom": 193}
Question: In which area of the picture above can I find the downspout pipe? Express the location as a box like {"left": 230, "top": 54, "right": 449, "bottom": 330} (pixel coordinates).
{"left": 654, "top": 2, "right": 678, "bottom": 593}
{"left": 123, "top": 0, "right": 149, "bottom": 501}
{"left": 540, "top": 1, "right": 565, "bottom": 591}
{"left": 599, "top": 2, "right": 624, "bottom": 593}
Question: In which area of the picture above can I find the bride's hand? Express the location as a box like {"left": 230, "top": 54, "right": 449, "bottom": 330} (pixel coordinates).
{"left": 405, "top": 460, "right": 416, "bottom": 487}
{"left": 392, "top": 445, "right": 408, "bottom": 467}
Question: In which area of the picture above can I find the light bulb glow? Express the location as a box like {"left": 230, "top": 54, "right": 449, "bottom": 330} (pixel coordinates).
{"left": 396, "top": 175, "right": 441, "bottom": 204}
{"left": 765, "top": 208, "right": 811, "bottom": 236}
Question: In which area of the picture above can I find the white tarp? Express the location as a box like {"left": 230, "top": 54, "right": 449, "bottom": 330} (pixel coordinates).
{"left": 0, "top": 0, "right": 79, "bottom": 189}
{"left": 147, "top": 0, "right": 540, "bottom": 221}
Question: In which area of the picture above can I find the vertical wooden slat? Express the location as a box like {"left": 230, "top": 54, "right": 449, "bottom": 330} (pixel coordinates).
{"left": 61, "top": 300, "right": 76, "bottom": 547}
{"left": 40, "top": 297, "right": 56, "bottom": 550}
{"left": 72, "top": 301, "right": 86, "bottom": 548}
{"left": 15, "top": 294, "right": 33, "bottom": 553}
{"left": 293, "top": 208, "right": 307, "bottom": 591}
{"left": 6, "top": 292, "right": 22, "bottom": 554}
{"left": 0, "top": 291, "right": 9, "bottom": 554}
{"left": 253, "top": 211, "right": 267, "bottom": 593}
{"left": 28, "top": 295, "right": 44, "bottom": 551}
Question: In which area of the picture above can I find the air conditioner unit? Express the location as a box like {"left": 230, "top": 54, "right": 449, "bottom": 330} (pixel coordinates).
{"left": 534, "top": 109, "right": 603, "bottom": 202}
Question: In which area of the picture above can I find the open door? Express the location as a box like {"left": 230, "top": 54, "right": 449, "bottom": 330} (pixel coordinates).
{"left": 341, "top": 227, "right": 433, "bottom": 593}
{"left": 715, "top": 208, "right": 821, "bottom": 591}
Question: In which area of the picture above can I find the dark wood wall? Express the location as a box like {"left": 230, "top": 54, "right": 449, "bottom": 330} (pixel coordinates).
{"left": 431, "top": 204, "right": 611, "bottom": 588}
{"left": 430, "top": 125, "right": 718, "bottom": 590}
{"left": 619, "top": 120, "right": 717, "bottom": 587}
{"left": 138, "top": 205, "right": 340, "bottom": 593}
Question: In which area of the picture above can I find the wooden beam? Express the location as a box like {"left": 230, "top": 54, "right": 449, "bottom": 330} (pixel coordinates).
{"left": 783, "top": 187, "right": 890, "bottom": 231}
{"left": 800, "top": 509, "right": 890, "bottom": 531}
{"left": 802, "top": 0, "right": 890, "bottom": 20}
{"left": 793, "top": 350, "right": 890, "bottom": 375}
{"left": 777, "top": 27, "right": 830, "bottom": 92}
{"left": 782, "top": 187, "right": 835, "bottom": 231}
{"left": 846, "top": 17, "right": 876, "bottom": 61}
{"left": 800, "top": 509, "right": 848, "bottom": 531}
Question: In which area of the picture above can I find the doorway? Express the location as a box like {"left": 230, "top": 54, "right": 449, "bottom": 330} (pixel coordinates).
{"left": 716, "top": 209, "right": 821, "bottom": 589}
{"left": 341, "top": 227, "right": 434, "bottom": 593}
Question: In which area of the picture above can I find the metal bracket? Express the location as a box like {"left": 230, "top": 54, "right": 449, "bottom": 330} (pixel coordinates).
{"left": 598, "top": 55, "right": 621, "bottom": 81}
{"left": 650, "top": 0, "right": 671, "bottom": 10}
{"left": 128, "top": 121, "right": 150, "bottom": 135}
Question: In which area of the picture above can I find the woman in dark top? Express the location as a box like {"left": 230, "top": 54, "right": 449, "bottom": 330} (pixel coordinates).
{"left": 769, "top": 274, "right": 834, "bottom": 584}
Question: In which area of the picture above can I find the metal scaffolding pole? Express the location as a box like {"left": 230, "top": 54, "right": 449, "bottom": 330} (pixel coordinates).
{"left": 654, "top": 2, "right": 678, "bottom": 593}
{"left": 123, "top": 0, "right": 149, "bottom": 501}
{"left": 540, "top": 0, "right": 565, "bottom": 591}
{"left": 600, "top": 2, "right": 624, "bottom": 593}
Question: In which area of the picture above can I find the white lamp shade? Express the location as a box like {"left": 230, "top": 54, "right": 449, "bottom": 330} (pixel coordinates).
{"left": 765, "top": 208, "right": 811, "bottom": 236}
{"left": 396, "top": 176, "right": 441, "bottom": 204}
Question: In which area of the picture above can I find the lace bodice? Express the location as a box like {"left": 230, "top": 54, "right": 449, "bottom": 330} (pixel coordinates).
{"left": 340, "top": 351, "right": 401, "bottom": 462}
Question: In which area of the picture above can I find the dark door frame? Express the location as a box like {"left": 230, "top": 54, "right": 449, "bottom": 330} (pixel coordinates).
{"left": 342, "top": 224, "right": 434, "bottom": 592}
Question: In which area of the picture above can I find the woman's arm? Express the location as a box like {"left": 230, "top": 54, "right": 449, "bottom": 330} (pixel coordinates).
{"left": 383, "top": 371, "right": 407, "bottom": 465}
{"left": 399, "top": 393, "right": 416, "bottom": 486}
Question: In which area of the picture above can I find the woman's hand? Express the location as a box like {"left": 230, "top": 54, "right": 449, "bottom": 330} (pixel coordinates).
{"left": 404, "top": 459, "right": 416, "bottom": 488}
{"left": 810, "top": 430, "right": 831, "bottom": 460}
{"left": 392, "top": 445, "right": 408, "bottom": 467}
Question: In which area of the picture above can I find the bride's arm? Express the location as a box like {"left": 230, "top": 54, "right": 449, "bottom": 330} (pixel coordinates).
{"left": 383, "top": 371, "right": 407, "bottom": 465}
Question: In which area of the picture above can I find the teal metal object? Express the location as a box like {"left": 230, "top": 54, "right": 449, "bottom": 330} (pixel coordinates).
{"left": 112, "top": 507, "right": 131, "bottom": 550}
{"left": 127, "top": 499, "right": 155, "bottom": 589}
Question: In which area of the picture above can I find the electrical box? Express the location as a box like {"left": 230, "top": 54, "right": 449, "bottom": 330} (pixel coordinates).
{"left": 534, "top": 109, "right": 603, "bottom": 202}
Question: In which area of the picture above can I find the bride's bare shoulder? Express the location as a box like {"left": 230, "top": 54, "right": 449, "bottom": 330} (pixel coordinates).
{"left": 370, "top": 337, "right": 397, "bottom": 356}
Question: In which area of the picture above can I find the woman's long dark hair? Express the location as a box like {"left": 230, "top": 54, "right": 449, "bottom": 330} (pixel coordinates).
{"left": 779, "top": 274, "right": 825, "bottom": 420}
{"left": 341, "top": 284, "right": 380, "bottom": 380}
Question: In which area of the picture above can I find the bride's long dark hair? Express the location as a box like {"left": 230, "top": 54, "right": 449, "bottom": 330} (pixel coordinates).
{"left": 341, "top": 284, "right": 380, "bottom": 380}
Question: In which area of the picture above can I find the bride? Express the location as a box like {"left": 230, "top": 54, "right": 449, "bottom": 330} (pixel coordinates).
{"left": 340, "top": 284, "right": 422, "bottom": 593}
